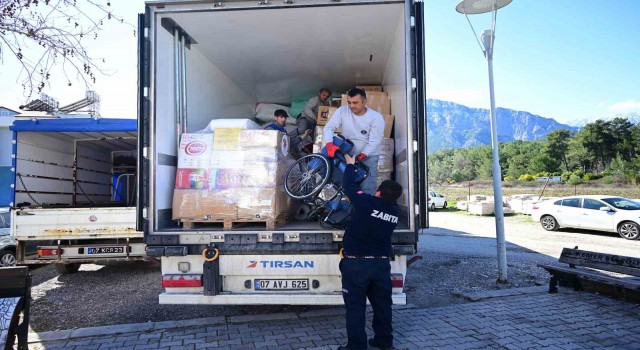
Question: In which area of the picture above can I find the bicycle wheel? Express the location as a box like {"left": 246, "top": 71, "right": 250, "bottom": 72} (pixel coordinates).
{"left": 284, "top": 154, "right": 332, "bottom": 199}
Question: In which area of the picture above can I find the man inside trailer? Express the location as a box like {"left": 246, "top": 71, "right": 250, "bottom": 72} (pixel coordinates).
{"left": 263, "top": 109, "right": 311, "bottom": 159}
{"left": 293, "top": 87, "right": 332, "bottom": 154}
{"left": 323, "top": 88, "right": 385, "bottom": 195}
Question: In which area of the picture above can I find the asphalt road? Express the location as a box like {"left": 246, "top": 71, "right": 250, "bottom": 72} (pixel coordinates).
{"left": 424, "top": 210, "right": 640, "bottom": 259}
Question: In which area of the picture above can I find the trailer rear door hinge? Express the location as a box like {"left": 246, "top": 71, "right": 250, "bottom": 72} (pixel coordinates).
{"left": 411, "top": 78, "right": 417, "bottom": 90}
{"left": 411, "top": 16, "right": 415, "bottom": 28}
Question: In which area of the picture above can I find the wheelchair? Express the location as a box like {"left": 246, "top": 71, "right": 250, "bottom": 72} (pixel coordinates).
{"left": 283, "top": 135, "right": 369, "bottom": 229}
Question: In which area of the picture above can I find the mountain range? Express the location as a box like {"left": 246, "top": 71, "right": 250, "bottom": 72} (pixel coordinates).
{"left": 426, "top": 99, "right": 579, "bottom": 153}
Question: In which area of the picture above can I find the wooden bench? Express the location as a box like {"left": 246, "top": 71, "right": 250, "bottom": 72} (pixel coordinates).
{"left": 0, "top": 267, "right": 31, "bottom": 350}
{"left": 538, "top": 247, "right": 640, "bottom": 301}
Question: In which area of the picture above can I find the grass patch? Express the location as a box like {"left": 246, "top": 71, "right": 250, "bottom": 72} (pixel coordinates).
{"left": 436, "top": 182, "right": 640, "bottom": 202}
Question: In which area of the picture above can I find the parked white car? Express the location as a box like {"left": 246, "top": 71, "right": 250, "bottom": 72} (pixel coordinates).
{"left": 530, "top": 195, "right": 640, "bottom": 240}
{"left": 428, "top": 191, "right": 447, "bottom": 211}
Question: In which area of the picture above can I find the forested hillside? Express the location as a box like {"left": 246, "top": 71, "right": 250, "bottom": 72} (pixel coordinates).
{"left": 429, "top": 118, "right": 640, "bottom": 185}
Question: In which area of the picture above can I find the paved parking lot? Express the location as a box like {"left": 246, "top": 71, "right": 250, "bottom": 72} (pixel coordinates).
{"left": 28, "top": 288, "right": 640, "bottom": 350}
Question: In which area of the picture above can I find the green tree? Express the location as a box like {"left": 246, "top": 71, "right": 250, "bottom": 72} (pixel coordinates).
{"left": 543, "top": 129, "right": 572, "bottom": 171}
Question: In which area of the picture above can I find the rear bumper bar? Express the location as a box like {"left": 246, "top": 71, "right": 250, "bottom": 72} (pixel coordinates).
{"left": 159, "top": 292, "right": 406, "bottom": 305}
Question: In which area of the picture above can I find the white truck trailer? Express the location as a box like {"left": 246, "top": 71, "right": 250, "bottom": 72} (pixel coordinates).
{"left": 9, "top": 118, "right": 146, "bottom": 274}
{"left": 139, "top": 0, "right": 428, "bottom": 304}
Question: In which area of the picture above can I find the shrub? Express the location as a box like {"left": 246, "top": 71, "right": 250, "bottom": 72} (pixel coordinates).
{"left": 602, "top": 176, "right": 614, "bottom": 184}
{"left": 504, "top": 175, "right": 515, "bottom": 182}
{"left": 567, "top": 173, "right": 582, "bottom": 185}
{"left": 448, "top": 179, "right": 456, "bottom": 184}
{"left": 561, "top": 171, "right": 573, "bottom": 182}
{"left": 535, "top": 172, "right": 549, "bottom": 178}
{"left": 519, "top": 174, "right": 535, "bottom": 181}
{"left": 583, "top": 172, "right": 604, "bottom": 181}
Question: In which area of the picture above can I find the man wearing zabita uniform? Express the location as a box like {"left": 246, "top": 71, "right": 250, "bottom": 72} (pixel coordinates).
{"left": 337, "top": 154, "right": 403, "bottom": 350}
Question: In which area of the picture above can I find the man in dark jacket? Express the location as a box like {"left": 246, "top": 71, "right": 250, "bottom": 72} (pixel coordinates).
{"left": 338, "top": 154, "right": 403, "bottom": 350}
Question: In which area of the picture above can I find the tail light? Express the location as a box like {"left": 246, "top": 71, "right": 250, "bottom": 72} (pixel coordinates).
{"left": 38, "top": 248, "right": 63, "bottom": 256}
{"left": 532, "top": 205, "right": 539, "bottom": 210}
{"left": 162, "top": 274, "right": 203, "bottom": 288}
{"left": 390, "top": 273, "right": 404, "bottom": 288}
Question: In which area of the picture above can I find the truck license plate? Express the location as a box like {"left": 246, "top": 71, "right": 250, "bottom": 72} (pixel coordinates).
{"left": 254, "top": 279, "right": 309, "bottom": 291}
{"left": 87, "top": 247, "right": 125, "bottom": 254}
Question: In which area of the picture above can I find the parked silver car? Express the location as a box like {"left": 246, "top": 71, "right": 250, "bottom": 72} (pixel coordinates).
{"left": 1, "top": 208, "right": 17, "bottom": 266}
{"left": 531, "top": 195, "right": 640, "bottom": 240}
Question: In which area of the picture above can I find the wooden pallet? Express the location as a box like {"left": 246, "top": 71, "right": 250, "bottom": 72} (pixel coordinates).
{"left": 182, "top": 214, "right": 288, "bottom": 230}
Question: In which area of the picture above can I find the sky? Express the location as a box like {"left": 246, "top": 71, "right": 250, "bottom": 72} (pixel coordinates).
{"left": 0, "top": 0, "right": 639, "bottom": 125}
{"left": 425, "top": 0, "right": 640, "bottom": 124}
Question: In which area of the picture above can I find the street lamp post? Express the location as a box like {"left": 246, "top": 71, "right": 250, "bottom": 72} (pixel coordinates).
{"left": 455, "top": 0, "right": 512, "bottom": 283}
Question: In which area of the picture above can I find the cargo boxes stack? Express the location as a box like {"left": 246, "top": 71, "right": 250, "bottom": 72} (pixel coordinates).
{"left": 173, "top": 129, "right": 290, "bottom": 228}
{"left": 377, "top": 138, "right": 394, "bottom": 188}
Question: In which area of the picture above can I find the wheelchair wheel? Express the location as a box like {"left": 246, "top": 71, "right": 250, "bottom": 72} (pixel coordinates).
{"left": 284, "top": 154, "right": 332, "bottom": 199}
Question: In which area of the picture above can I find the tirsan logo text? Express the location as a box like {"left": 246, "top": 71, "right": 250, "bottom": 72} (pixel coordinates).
{"left": 247, "top": 260, "right": 314, "bottom": 268}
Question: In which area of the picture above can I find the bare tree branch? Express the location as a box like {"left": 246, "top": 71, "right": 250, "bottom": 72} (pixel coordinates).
{"left": 0, "top": 0, "right": 135, "bottom": 99}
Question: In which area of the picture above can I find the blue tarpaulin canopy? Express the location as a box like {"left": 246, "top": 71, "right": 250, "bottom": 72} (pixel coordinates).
{"left": 10, "top": 118, "right": 136, "bottom": 132}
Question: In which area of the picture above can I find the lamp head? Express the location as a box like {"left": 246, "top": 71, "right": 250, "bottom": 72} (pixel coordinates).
{"left": 456, "top": 0, "right": 512, "bottom": 15}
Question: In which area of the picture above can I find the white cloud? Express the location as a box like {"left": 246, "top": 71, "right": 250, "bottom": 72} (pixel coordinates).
{"left": 427, "top": 88, "right": 485, "bottom": 107}
{"left": 609, "top": 100, "right": 640, "bottom": 111}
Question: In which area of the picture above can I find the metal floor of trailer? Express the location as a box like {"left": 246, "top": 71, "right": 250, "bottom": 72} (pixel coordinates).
{"left": 166, "top": 219, "right": 410, "bottom": 232}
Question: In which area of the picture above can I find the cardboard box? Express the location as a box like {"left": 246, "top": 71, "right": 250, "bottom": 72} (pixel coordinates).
{"left": 356, "top": 85, "right": 383, "bottom": 92}
{"left": 383, "top": 115, "right": 395, "bottom": 138}
{"left": 210, "top": 151, "right": 245, "bottom": 169}
{"left": 236, "top": 187, "right": 289, "bottom": 220}
{"left": 172, "top": 189, "right": 237, "bottom": 220}
{"left": 177, "top": 133, "right": 214, "bottom": 169}
{"left": 317, "top": 106, "right": 337, "bottom": 126}
{"left": 314, "top": 125, "right": 342, "bottom": 146}
{"left": 341, "top": 92, "right": 391, "bottom": 115}
{"left": 380, "top": 138, "right": 394, "bottom": 156}
{"left": 239, "top": 129, "right": 285, "bottom": 149}
{"left": 212, "top": 128, "right": 242, "bottom": 151}
{"left": 175, "top": 168, "right": 210, "bottom": 189}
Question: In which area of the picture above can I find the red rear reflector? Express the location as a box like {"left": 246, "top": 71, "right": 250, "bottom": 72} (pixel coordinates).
{"left": 38, "top": 248, "right": 62, "bottom": 256}
{"left": 162, "top": 274, "right": 203, "bottom": 288}
{"left": 390, "top": 274, "right": 404, "bottom": 288}
{"left": 532, "top": 205, "right": 539, "bottom": 210}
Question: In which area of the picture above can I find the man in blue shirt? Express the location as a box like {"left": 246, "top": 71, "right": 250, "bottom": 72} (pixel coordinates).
{"left": 263, "top": 109, "right": 311, "bottom": 158}
{"left": 262, "top": 109, "right": 289, "bottom": 133}
{"left": 338, "top": 154, "right": 403, "bottom": 350}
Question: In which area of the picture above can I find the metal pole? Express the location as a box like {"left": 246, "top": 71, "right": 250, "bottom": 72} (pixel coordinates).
{"left": 174, "top": 28, "right": 182, "bottom": 149}
{"left": 181, "top": 35, "right": 188, "bottom": 133}
{"left": 483, "top": 29, "right": 508, "bottom": 283}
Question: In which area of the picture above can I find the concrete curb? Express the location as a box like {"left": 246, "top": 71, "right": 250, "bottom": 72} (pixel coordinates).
{"left": 455, "top": 285, "right": 549, "bottom": 301}
{"left": 24, "top": 302, "right": 414, "bottom": 344}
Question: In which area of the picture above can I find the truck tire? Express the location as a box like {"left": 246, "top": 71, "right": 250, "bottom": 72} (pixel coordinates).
{"left": 54, "top": 263, "right": 81, "bottom": 274}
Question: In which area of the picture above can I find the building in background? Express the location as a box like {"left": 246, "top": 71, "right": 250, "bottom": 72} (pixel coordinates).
{"left": 0, "top": 106, "right": 21, "bottom": 207}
